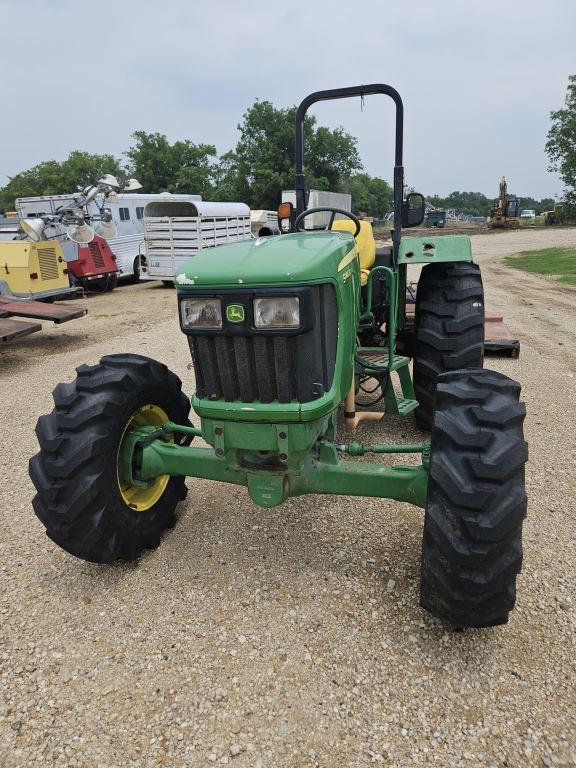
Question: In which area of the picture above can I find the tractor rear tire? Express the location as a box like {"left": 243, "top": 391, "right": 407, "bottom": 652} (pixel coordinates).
{"left": 420, "top": 368, "right": 527, "bottom": 627}
{"left": 413, "top": 262, "right": 484, "bottom": 430}
{"left": 29, "top": 354, "right": 191, "bottom": 563}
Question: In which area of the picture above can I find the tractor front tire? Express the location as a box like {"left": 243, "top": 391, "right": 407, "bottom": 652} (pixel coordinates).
{"left": 29, "top": 354, "right": 191, "bottom": 563}
{"left": 420, "top": 369, "right": 527, "bottom": 627}
{"left": 413, "top": 262, "right": 484, "bottom": 430}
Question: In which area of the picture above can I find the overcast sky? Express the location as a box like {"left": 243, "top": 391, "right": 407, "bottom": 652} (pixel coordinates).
{"left": 0, "top": 0, "right": 574, "bottom": 199}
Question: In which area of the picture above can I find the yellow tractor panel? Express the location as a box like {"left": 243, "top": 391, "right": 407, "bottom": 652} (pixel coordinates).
{"left": 331, "top": 219, "right": 376, "bottom": 271}
{"left": 0, "top": 241, "right": 72, "bottom": 298}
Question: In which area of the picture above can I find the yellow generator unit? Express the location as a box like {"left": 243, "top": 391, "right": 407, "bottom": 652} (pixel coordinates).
{"left": 0, "top": 241, "right": 78, "bottom": 300}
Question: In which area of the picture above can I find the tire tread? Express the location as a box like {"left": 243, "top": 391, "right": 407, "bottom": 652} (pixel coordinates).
{"left": 420, "top": 368, "right": 528, "bottom": 627}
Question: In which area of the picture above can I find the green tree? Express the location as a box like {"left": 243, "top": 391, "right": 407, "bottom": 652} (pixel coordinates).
{"left": 343, "top": 173, "right": 393, "bottom": 217}
{"left": 426, "top": 191, "right": 492, "bottom": 217}
{"left": 221, "top": 100, "right": 362, "bottom": 210}
{"left": 125, "top": 131, "right": 217, "bottom": 196}
{"left": 517, "top": 196, "right": 556, "bottom": 214}
{"left": 0, "top": 151, "right": 122, "bottom": 214}
{"left": 546, "top": 75, "right": 576, "bottom": 205}
{"left": 210, "top": 150, "right": 244, "bottom": 202}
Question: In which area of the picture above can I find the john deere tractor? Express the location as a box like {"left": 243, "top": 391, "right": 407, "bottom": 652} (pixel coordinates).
{"left": 30, "top": 85, "right": 528, "bottom": 628}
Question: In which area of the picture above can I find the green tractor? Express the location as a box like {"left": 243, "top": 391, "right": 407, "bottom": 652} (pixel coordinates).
{"left": 30, "top": 85, "right": 528, "bottom": 628}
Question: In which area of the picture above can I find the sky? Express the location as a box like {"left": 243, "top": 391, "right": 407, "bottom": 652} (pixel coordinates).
{"left": 0, "top": 0, "right": 574, "bottom": 200}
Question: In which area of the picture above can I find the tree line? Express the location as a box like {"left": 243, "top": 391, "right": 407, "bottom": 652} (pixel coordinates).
{"left": 1, "top": 79, "right": 574, "bottom": 216}
{"left": 0, "top": 100, "right": 393, "bottom": 217}
{"left": 426, "top": 190, "right": 556, "bottom": 217}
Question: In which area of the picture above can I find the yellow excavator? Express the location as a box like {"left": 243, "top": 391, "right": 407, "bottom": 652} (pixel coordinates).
{"left": 488, "top": 176, "right": 520, "bottom": 229}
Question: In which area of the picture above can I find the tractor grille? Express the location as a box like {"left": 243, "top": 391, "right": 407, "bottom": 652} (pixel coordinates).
{"left": 185, "top": 284, "right": 337, "bottom": 404}
{"left": 189, "top": 335, "right": 299, "bottom": 403}
{"left": 37, "top": 247, "right": 59, "bottom": 281}
{"left": 88, "top": 241, "right": 105, "bottom": 269}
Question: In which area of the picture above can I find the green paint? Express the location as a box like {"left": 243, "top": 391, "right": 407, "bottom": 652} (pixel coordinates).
{"left": 199, "top": 416, "right": 335, "bottom": 460}
{"left": 175, "top": 231, "right": 356, "bottom": 288}
{"left": 189, "top": 235, "right": 361, "bottom": 426}
{"left": 398, "top": 234, "right": 473, "bottom": 265}
{"left": 163, "top": 422, "right": 203, "bottom": 439}
{"left": 334, "top": 441, "right": 429, "bottom": 456}
{"left": 136, "top": 434, "right": 429, "bottom": 510}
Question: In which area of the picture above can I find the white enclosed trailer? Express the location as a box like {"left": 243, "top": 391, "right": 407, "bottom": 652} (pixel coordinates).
{"left": 15, "top": 192, "right": 202, "bottom": 280}
{"left": 142, "top": 200, "right": 252, "bottom": 283}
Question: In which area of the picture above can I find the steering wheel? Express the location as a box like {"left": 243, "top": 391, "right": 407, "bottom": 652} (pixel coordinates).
{"left": 294, "top": 207, "right": 361, "bottom": 239}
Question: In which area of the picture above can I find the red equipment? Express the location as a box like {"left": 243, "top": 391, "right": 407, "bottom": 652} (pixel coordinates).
{"left": 68, "top": 236, "right": 119, "bottom": 292}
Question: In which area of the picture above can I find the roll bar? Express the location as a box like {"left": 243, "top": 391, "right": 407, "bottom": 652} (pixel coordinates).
{"left": 294, "top": 84, "right": 404, "bottom": 256}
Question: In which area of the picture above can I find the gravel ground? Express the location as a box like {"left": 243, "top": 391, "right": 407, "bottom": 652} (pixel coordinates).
{"left": 1, "top": 228, "right": 575, "bottom": 767}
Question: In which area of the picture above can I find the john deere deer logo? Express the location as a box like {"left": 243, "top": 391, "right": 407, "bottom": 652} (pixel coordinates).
{"left": 226, "top": 304, "right": 245, "bottom": 323}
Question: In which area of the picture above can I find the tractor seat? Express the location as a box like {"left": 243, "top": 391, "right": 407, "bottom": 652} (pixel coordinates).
{"left": 331, "top": 219, "right": 376, "bottom": 287}
{"left": 330, "top": 219, "right": 376, "bottom": 272}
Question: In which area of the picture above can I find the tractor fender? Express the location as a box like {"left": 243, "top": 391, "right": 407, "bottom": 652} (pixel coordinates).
{"left": 397, "top": 234, "right": 473, "bottom": 265}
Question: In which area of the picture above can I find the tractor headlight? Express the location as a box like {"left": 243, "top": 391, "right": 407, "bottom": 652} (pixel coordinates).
{"left": 180, "top": 297, "right": 222, "bottom": 329}
{"left": 253, "top": 296, "right": 300, "bottom": 328}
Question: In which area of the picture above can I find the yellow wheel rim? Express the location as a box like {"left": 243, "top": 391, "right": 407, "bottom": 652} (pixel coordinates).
{"left": 117, "top": 404, "right": 171, "bottom": 512}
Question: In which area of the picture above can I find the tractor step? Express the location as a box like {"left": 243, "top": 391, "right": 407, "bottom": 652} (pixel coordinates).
{"left": 356, "top": 348, "right": 411, "bottom": 372}
{"left": 396, "top": 397, "right": 419, "bottom": 415}
{"left": 355, "top": 347, "right": 417, "bottom": 417}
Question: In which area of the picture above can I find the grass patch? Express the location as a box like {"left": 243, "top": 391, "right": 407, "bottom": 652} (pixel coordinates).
{"left": 503, "top": 246, "right": 576, "bottom": 286}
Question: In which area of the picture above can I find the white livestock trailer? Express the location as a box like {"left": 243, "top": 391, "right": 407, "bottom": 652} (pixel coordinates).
{"left": 142, "top": 200, "right": 252, "bottom": 284}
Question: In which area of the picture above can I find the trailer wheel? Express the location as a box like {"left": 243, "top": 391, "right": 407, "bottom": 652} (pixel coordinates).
{"left": 420, "top": 369, "right": 527, "bottom": 627}
{"left": 162, "top": 280, "right": 175, "bottom": 288}
{"left": 29, "top": 354, "right": 191, "bottom": 563}
{"left": 413, "top": 262, "right": 484, "bottom": 430}
{"left": 88, "top": 274, "right": 118, "bottom": 292}
{"left": 105, "top": 273, "right": 118, "bottom": 292}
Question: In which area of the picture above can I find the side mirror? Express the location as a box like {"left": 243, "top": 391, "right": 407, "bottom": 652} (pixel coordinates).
{"left": 401, "top": 192, "right": 425, "bottom": 228}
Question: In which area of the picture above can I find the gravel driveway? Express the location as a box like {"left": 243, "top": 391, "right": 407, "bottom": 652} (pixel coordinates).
{"left": 1, "top": 228, "right": 575, "bottom": 767}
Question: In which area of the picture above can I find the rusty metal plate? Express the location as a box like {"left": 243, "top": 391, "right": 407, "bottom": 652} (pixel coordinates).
{"left": 0, "top": 318, "right": 42, "bottom": 343}
{"left": 0, "top": 297, "right": 87, "bottom": 323}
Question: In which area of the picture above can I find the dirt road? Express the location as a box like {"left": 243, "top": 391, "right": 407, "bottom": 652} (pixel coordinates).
{"left": 1, "top": 229, "right": 575, "bottom": 767}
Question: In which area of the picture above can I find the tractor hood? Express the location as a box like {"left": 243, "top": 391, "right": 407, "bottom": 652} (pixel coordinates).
{"left": 174, "top": 231, "right": 355, "bottom": 288}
